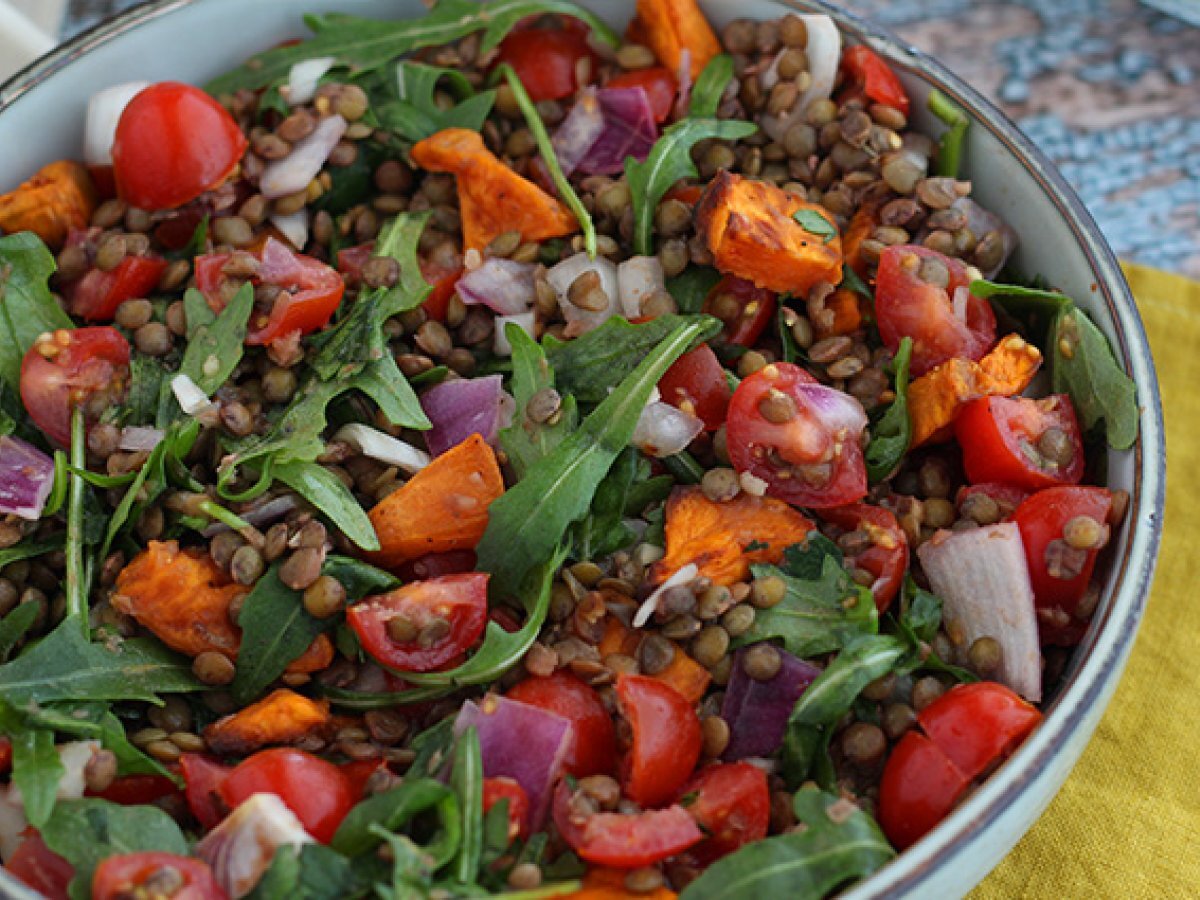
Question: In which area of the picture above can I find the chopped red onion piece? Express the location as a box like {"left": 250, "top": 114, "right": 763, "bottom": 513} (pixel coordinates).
{"left": 456, "top": 257, "right": 537, "bottom": 315}
{"left": 454, "top": 695, "right": 572, "bottom": 831}
{"left": 552, "top": 88, "right": 607, "bottom": 177}
{"left": 632, "top": 401, "right": 704, "bottom": 458}
{"left": 547, "top": 253, "right": 619, "bottom": 334}
{"left": 553, "top": 87, "right": 658, "bottom": 177}
{"left": 953, "top": 198, "right": 1018, "bottom": 278}
{"left": 0, "top": 436, "right": 56, "bottom": 521}
{"left": 722, "top": 647, "right": 821, "bottom": 760}
{"left": 117, "top": 426, "right": 165, "bottom": 452}
{"left": 420, "top": 374, "right": 512, "bottom": 457}
{"left": 198, "top": 793, "right": 313, "bottom": 899}
{"left": 617, "top": 256, "right": 665, "bottom": 319}
{"left": 260, "top": 114, "right": 347, "bottom": 199}
{"left": 674, "top": 48, "right": 694, "bottom": 118}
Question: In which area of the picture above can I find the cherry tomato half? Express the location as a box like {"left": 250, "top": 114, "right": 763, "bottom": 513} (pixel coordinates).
{"left": 5, "top": 832, "right": 74, "bottom": 900}
{"left": 877, "top": 731, "right": 969, "bottom": 851}
{"left": 495, "top": 26, "right": 597, "bottom": 102}
{"left": 1012, "top": 486, "right": 1113, "bottom": 644}
{"left": 616, "top": 674, "right": 701, "bottom": 808}
{"left": 552, "top": 780, "right": 703, "bottom": 868}
{"left": 347, "top": 573, "right": 489, "bottom": 673}
{"left": 841, "top": 45, "right": 910, "bottom": 115}
{"left": 217, "top": 748, "right": 355, "bottom": 844}
{"left": 607, "top": 67, "right": 678, "bottom": 122}
{"left": 20, "top": 327, "right": 131, "bottom": 447}
{"left": 875, "top": 245, "right": 996, "bottom": 377}
{"left": 956, "top": 394, "right": 1084, "bottom": 491}
{"left": 703, "top": 275, "right": 777, "bottom": 347}
{"left": 180, "top": 753, "right": 232, "bottom": 831}
{"left": 92, "top": 852, "right": 226, "bottom": 900}
{"left": 86, "top": 773, "right": 182, "bottom": 807}
{"left": 726, "top": 362, "right": 869, "bottom": 509}
{"left": 483, "top": 776, "right": 531, "bottom": 843}
{"left": 506, "top": 670, "right": 617, "bottom": 778}
{"left": 820, "top": 503, "right": 908, "bottom": 612}
{"left": 195, "top": 238, "right": 345, "bottom": 346}
{"left": 112, "top": 82, "right": 247, "bottom": 211}
{"left": 336, "top": 243, "right": 462, "bottom": 321}
{"left": 680, "top": 762, "right": 770, "bottom": 864}
{"left": 956, "top": 482, "right": 1030, "bottom": 521}
{"left": 657, "top": 343, "right": 732, "bottom": 431}
{"left": 64, "top": 255, "right": 168, "bottom": 322}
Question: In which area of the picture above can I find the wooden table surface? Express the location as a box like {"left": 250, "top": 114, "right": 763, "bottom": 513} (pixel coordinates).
{"left": 65, "top": 0, "right": 1200, "bottom": 277}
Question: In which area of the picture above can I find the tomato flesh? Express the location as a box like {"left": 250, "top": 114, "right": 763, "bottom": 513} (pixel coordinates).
{"left": 877, "top": 731, "right": 969, "bottom": 850}
{"left": 20, "top": 326, "right": 131, "bottom": 447}
{"left": 841, "top": 45, "right": 910, "bottom": 115}
{"left": 616, "top": 674, "right": 701, "bottom": 808}
{"left": 5, "top": 832, "right": 74, "bottom": 900}
{"left": 726, "top": 362, "right": 868, "bottom": 509}
{"left": 703, "top": 275, "right": 777, "bottom": 347}
{"left": 956, "top": 482, "right": 1030, "bottom": 520}
{"left": 957, "top": 394, "right": 1084, "bottom": 491}
{"left": 680, "top": 762, "right": 770, "bottom": 864}
{"left": 657, "top": 343, "right": 732, "bottom": 431}
{"left": 482, "top": 776, "right": 531, "bottom": 842}
{"left": 875, "top": 245, "right": 996, "bottom": 376}
{"left": 607, "top": 67, "right": 678, "bottom": 122}
{"left": 347, "top": 573, "right": 489, "bottom": 673}
{"left": 506, "top": 670, "right": 617, "bottom": 777}
{"left": 92, "top": 852, "right": 226, "bottom": 900}
{"left": 217, "top": 748, "right": 354, "bottom": 844}
{"left": 820, "top": 503, "right": 908, "bottom": 612}
{"left": 180, "top": 753, "right": 232, "bottom": 831}
{"left": 917, "top": 682, "right": 1042, "bottom": 781}
{"left": 495, "top": 27, "right": 597, "bottom": 102}
{"left": 64, "top": 255, "right": 168, "bottom": 322}
{"left": 86, "top": 773, "right": 182, "bottom": 807}
{"left": 112, "top": 82, "right": 247, "bottom": 211}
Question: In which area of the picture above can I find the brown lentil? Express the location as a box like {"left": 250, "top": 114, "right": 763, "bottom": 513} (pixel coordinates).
{"left": 750, "top": 575, "right": 786, "bottom": 609}
{"left": 637, "top": 634, "right": 676, "bottom": 674}
{"left": 692, "top": 625, "right": 731, "bottom": 668}
{"left": 625, "top": 868, "right": 665, "bottom": 893}
{"left": 742, "top": 642, "right": 782, "bottom": 681}
{"left": 193, "top": 651, "right": 236, "bottom": 685}
{"left": 721, "top": 603, "right": 755, "bottom": 637}
{"left": 882, "top": 702, "right": 918, "bottom": 740}
{"left": 912, "top": 675, "right": 946, "bottom": 711}
{"left": 508, "top": 863, "right": 543, "bottom": 891}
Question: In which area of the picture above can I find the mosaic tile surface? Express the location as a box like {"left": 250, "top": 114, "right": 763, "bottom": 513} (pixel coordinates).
{"left": 67, "top": 0, "right": 1200, "bottom": 275}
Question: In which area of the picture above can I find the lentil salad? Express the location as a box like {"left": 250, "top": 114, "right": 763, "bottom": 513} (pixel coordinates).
{"left": 0, "top": 0, "right": 1142, "bottom": 898}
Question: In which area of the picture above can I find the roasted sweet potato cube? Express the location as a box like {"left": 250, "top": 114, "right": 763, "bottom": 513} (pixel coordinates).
{"left": 204, "top": 689, "right": 332, "bottom": 755}
{"left": 0, "top": 160, "right": 97, "bottom": 250}
{"left": 635, "top": 0, "right": 722, "bottom": 80}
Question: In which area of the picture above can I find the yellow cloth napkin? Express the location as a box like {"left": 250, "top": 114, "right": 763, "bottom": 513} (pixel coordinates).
{"left": 972, "top": 263, "right": 1199, "bottom": 898}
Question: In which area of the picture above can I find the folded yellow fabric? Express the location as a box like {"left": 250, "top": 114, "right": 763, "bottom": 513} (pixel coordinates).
{"left": 972, "top": 263, "right": 1198, "bottom": 897}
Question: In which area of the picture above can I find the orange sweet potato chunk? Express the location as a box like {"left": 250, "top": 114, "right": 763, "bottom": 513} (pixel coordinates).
{"left": 204, "top": 689, "right": 332, "bottom": 755}
{"left": 410, "top": 128, "right": 578, "bottom": 251}
{"left": 368, "top": 433, "right": 505, "bottom": 570}
{"left": 563, "top": 867, "right": 677, "bottom": 900}
{"left": 285, "top": 633, "right": 334, "bottom": 675}
{"left": 112, "top": 541, "right": 244, "bottom": 658}
{"left": 599, "top": 618, "right": 711, "bottom": 703}
{"left": 648, "top": 487, "right": 815, "bottom": 587}
{"left": 908, "top": 334, "right": 1043, "bottom": 446}
{"left": 841, "top": 199, "right": 881, "bottom": 279}
{"left": 0, "top": 160, "right": 96, "bottom": 250}
{"left": 813, "top": 287, "right": 865, "bottom": 340}
{"left": 635, "top": 0, "right": 721, "bottom": 80}
{"left": 696, "top": 171, "right": 844, "bottom": 296}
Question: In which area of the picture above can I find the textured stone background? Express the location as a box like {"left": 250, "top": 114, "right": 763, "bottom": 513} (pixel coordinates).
{"left": 66, "top": 0, "right": 1200, "bottom": 276}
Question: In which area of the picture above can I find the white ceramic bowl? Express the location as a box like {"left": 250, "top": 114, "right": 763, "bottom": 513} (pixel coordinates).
{"left": 0, "top": 2, "right": 1165, "bottom": 897}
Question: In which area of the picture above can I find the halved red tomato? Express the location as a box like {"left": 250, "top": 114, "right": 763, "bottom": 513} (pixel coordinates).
{"left": 194, "top": 238, "right": 344, "bottom": 346}
{"left": 340, "top": 757, "right": 388, "bottom": 801}
{"left": 955, "top": 482, "right": 1030, "bottom": 520}
{"left": 657, "top": 343, "right": 732, "bottom": 430}
{"left": 20, "top": 327, "right": 131, "bottom": 447}
{"left": 336, "top": 242, "right": 462, "bottom": 321}
{"left": 841, "top": 45, "right": 910, "bottom": 115}
{"left": 5, "top": 832, "right": 74, "bottom": 900}
{"left": 483, "top": 776, "right": 531, "bottom": 842}
{"left": 616, "top": 674, "right": 701, "bottom": 808}
{"left": 217, "top": 748, "right": 354, "bottom": 844}
{"left": 607, "top": 67, "right": 678, "bottom": 122}
{"left": 494, "top": 26, "right": 597, "bottom": 102}
{"left": 507, "top": 670, "right": 617, "bottom": 778}
{"left": 112, "top": 82, "right": 247, "bottom": 211}
{"left": 347, "top": 573, "right": 489, "bottom": 673}
{"left": 180, "top": 753, "right": 231, "bottom": 831}
{"left": 703, "top": 275, "right": 777, "bottom": 347}
{"left": 820, "top": 503, "right": 908, "bottom": 612}
{"left": 92, "top": 852, "right": 226, "bottom": 900}
{"left": 726, "top": 362, "right": 868, "bottom": 508}
{"left": 956, "top": 394, "right": 1084, "bottom": 491}
{"left": 86, "top": 773, "right": 182, "bottom": 807}
{"left": 64, "top": 255, "right": 168, "bottom": 322}
{"left": 877, "top": 731, "right": 969, "bottom": 851}
{"left": 875, "top": 245, "right": 996, "bottom": 376}
{"left": 679, "top": 762, "right": 769, "bottom": 864}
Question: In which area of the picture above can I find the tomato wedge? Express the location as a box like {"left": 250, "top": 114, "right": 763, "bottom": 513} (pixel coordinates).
{"left": 194, "top": 238, "right": 345, "bottom": 346}
{"left": 877, "top": 731, "right": 969, "bottom": 851}
{"left": 112, "top": 82, "right": 247, "bottom": 211}
{"left": 956, "top": 394, "right": 1084, "bottom": 491}
{"left": 657, "top": 343, "right": 732, "bottom": 431}
{"left": 616, "top": 674, "right": 701, "bottom": 808}
{"left": 680, "top": 762, "right": 770, "bottom": 864}
{"left": 506, "top": 670, "right": 617, "bottom": 778}
{"left": 703, "top": 275, "right": 777, "bottom": 347}
{"left": 20, "top": 326, "right": 131, "bottom": 447}
{"left": 92, "top": 852, "right": 226, "bottom": 900}
{"left": 841, "top": 45, "right": 910, "bottom": 115}
{"left": 483, "top": 776, "right": 531, "bottom": 842}
{"left": 726, "top": 362, "right": 869, "bottom": 508}
{"left": 64, "top": 255, "right": 168, "bottom": 321}
{"left": 495, "top": 26, "right": 597, "bottom": 102}
{"left": 347, "top": 573, "right": 489, "bottom": 673}
{"left": 180, "top": 753, "right": 232, "bottom": 831}
{"left": 820, "top": 503, "right": 908, "bottom": 612}
{"left": 5, "top": 832, "right": 74, "bottom": 900}
{"left": 607, "top": 67, "right": 678, "bottom": 122}
{"left": 875, "top": 245, "right": 996, "bottom": 376}
{"left": 217, "top": 748, "right": 354, "bottom": 844}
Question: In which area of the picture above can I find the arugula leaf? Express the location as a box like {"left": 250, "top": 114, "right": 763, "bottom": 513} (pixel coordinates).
{"left": 18, "top": 701, "right": 176, "bottom": 783}
{"left": 377, "top": 61, "right": 496, "bottom": 142}
{"left": 476, "top": 321, "right": 707, "bottom": 598}
{"left": 777, "top": 305, "right": 804, "bottom": 364}
{"left": 0, "top": 616, "right": 202, "bottom": 706}
{"left": 332, "top": 778, "right": 456, "bottom": 856}
{"left": 573, "top": 448, "right": 639, "bottom": 560}
{"left": 373, "top": 829, "right": 436, "bottom": 897}
{"left": 0, "top": 536, "right": 63, "bottom": 573}
{"left": 324, "top": 555, "right": 399, "bottom": 598}
{"left": 690, "top": 54, "right": 734, "bottom": 118}
{"left": 1051, "top": 305, "right": 1139, "bottom": 449}
{"left": 40, "top": 798, "right": 189, "bottom": 900}
{"left": 661, "top": 450, "right": 705, "bottom": 485}
{"left": 497, "top": 63, "right": 595, "bottom": 256}
{"left": 928, "top": 89, "right": 970, "bottom": 178}
{"left": 864, "top": 336, "right": 913, "bottom": 482}
{"left": 793, "top": 209, "right": 837, "bottom": 243}
{"left": 246, "top": 843, "right": 366, "bottom": 900}
{"left": 0, "top": 601, "right": 39, "bottom": 663}
{"left": 0, "top": 232, "right": 73, "bottom": 390}
{"left": 626, "top": 118, "right": 757, "bottom": 255}
{"left": 900, "top": 580, "right": 943, "bottom": 644}
{"left": 544, "top": 314, "right": 722, "bottom": 407}
{"left": 679, "top": 786, "right": 894, "bottom": 899}
{"left": 273, "top": 460, "right": 379, "bottom": 551}
{"left": 124, "top": 356, "right": 170, "bottom": 426}
{"left": 839, "top": 265, "right": 873, "bottom": 302}
{"left": 179, "top": 283, "right": 253, "bottom": 395}
{"left": 451, "top": 728, "right": 485, "bottom": 885}
{"left": 207, "top": 0, "right": 619, "bottom": 94}
{"left": 665, "top": 265, "right": 722, "bottom": 314}
{"left": 11, "top": 726, "right": 63, "bottom": 828}
{"left": 500, "top": 325, "right": 579, "bottom": 479}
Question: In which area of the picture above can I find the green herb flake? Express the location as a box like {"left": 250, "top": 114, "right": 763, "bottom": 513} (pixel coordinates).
{"left": 792, "top": 209, "right": 838, "bottom": 244}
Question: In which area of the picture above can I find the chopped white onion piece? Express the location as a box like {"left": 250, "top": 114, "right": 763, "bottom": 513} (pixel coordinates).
{"left": 634, "top": 563, "right": 699, "bottom": 628}
{"left": 269, "top": 208, "right": 309, "bottom": 250}
{"left": 546, "top": 253, "right": 619, "bottom": 334}
{"left": 284, "top": 56, "right": 335, "bottom": 106}
{"left": 617, "top": 256, "right": 665, "bottom": 319}
{"left": 83, "top": 81, "right": 150, "bottom": 167}
{"left": 334, "top": 423, "right": 431, "bottom": 474}
{"left": 260, "top": 114, "right": 347, "bottom": 200}
{"left": 172, "top": 373, "right": 213, "bottom": 416}
{"left": 762, "top": 15, "right": 840, "bottom": 142}
{"left": 632, "top": 401, "right": 704, "bottom": 458}
{"left": 493, "top": 312, "right": 536, "bottom": 357}
{"left": 7, "top": 740, "right": 99, "bottom": 809}
{"left": 197, "top": 793, "right": 314, "bottom": 899}
{"left": 118, "top": 426, "right": 165, "bottom": 452}
{"left": 952, "top": 285, "right": 970, "bottom": 323}
{"left": 740, "top": 471, "right": 769, "bottom": 496}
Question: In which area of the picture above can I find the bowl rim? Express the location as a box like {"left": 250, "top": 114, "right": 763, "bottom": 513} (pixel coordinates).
{"left": 0, "top": 1, "right": 1166, "bottom": 897}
